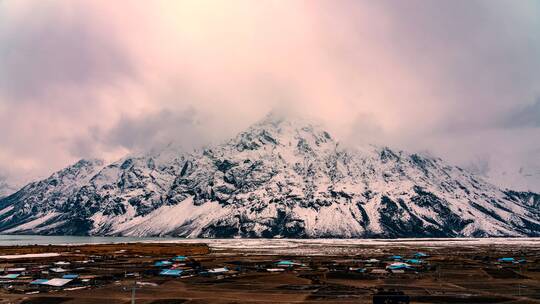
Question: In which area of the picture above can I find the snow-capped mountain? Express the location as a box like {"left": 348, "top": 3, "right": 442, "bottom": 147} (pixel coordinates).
{"left": 1, "top": 113, "right": 540, "bottom": 238}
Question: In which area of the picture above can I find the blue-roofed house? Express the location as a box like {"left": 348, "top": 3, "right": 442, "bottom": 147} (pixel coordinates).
{"left": 172, "top": 256, "right": 187, "bottom": 262}
{"left": 62, "top": 274, "right": 79, "bottom": 279}
{"left": 277, "top": 260, "right": 295, "bottom": 267}
{"left": 386, "top": 262, "right": 412, "bottom": 271}
{"left": 498, "top": 257, "right": 515, "bottom": 263}
{"left": 414, "top": 252, "right": 429, "bottom": 258}
{"left": 30, "top": 279, "right": 49, "bottom": 285}
{"left": 389, "top": 255, "right": 402, "bottom": 261}
{"left": 159, "top": 269, "right": 183, "bottom": 277}
{"left": 154, "top": 261, "right": 173, "bottom": 267}
{"left": 405, "top": 259, "right": 422, "bottom": 264}
{"left": 276, "top": 260, "right": 303, "bottom": 268}
{"left": 0, "top": 274, "right": 20, "bottom": 279}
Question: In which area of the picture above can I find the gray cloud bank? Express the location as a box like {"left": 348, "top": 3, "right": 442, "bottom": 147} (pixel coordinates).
{"left": 500, "top": 99, "right": 540, "bottom": 128}
{"left": 0, "top": 0, "right": 539, "bottom": 192}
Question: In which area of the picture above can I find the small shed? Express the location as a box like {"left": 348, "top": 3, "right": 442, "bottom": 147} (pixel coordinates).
{"left": 365, "top": 258, "right": 380, "bottom": 263}
{"left": 266, "top": 268, "right": 285, "bottom": 272}
{"left": 43, "top": 278, "right": 73, "bottom": 287}
{"left": 208, "top": 267, "right": 228, "bottom": 274}
{"left": 6, "top": 267, "right": 26, "bottom": 274}
{"left": 50, "top": 267, "right": 67, "bottom": 273}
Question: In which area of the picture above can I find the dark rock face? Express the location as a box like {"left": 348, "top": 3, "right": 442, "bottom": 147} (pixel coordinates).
{"left": 504, "top": 191, "right": 540, "bottom": 208}
{"left": 0, "top": 113, "right": 539, "bottom": 238}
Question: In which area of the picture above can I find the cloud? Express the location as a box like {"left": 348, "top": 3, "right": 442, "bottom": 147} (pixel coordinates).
{"left": 98, "top": 108, "right": 209, "bottom": 153}
{"left": 500, "top": 99, "right": 540, "bottom": 128}
{"left": 0, "top": 1, "right": 134, "bottom": 102}
{"left": 0, "top": 0, "right": 539, "bottom": 191}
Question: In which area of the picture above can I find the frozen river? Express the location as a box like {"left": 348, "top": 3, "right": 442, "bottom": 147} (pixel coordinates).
{"left": 2, "top": 235, "right": 540, "bottom": 256}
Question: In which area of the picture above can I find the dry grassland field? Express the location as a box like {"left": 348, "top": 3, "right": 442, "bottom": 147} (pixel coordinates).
{"left": 0, "top": 239, "right": 540, "bottom": 303}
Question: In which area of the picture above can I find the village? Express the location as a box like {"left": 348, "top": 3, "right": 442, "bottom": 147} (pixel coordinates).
{"left": 0, "top": 241, "right": 539, "bottom": 303}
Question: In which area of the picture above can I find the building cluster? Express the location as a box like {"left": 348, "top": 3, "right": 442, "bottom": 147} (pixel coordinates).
{"left": 0, "top": 250, "right": 529, "bottom": 295}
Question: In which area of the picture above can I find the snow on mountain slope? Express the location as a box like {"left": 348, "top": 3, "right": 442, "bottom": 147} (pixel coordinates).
{"left": 0, "top": 159, "right": 105, "bottom": 234}
{"left": 1, "top": 113, "right": 539, "bottom": 238}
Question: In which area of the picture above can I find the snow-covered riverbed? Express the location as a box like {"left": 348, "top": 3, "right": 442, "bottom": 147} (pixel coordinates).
{"left": 2, "top": 235, "right": 540, "bottom": 256}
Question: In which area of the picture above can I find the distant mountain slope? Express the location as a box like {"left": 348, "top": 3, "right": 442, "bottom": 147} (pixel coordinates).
{"left": 0, "top": 183, "right": 14, "bottom": 199}
{"left": 1, "top": 113, "right": 539, "bottom": 238}
{"left": 468, "top": 160, "right": 540, "bottom": 193}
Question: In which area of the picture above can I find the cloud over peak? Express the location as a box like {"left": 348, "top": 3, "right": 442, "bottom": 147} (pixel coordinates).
{"left": 0, "top": 0, "right": 539, "bottom": 191}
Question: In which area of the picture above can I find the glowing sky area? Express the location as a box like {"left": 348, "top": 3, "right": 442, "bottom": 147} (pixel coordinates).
{"left": 0, "top": 1, "right": 539, "bottom": 192}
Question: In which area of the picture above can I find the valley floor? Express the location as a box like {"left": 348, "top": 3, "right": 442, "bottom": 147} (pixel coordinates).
{"left": 1, "top": 239, "right": 540, "bottom": 303}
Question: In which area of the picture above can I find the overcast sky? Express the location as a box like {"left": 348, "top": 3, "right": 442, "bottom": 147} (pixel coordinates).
{"left": 0, "top": 1, "right": 539, "bottom": 191}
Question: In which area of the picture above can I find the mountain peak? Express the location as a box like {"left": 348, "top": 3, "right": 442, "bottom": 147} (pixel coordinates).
{"left": 254, "top": 110, "right": 323, "bottom": 130}
{"left": 257, "top": 110, "right": 288, "bottom": 126}
{"left": 75, "top": 158, "right": 105, "bottom": 168}
{"left": 230, "top": 111, "right": 335, "bottom": 153}
{"left": 1, "top": 112, "right": 540, "bottom": 238}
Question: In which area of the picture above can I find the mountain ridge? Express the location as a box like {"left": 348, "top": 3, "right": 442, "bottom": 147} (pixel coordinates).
{"left": 1, "top": 113, "right": 539, "bottom": 238}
